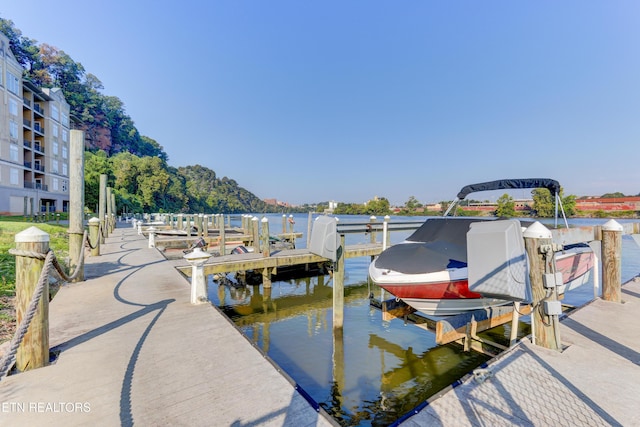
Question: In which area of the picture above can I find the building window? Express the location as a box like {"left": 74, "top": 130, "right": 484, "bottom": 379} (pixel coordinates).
{"left": 9, "top": 98, "right": 18, "bottom": 116}
{"left": 53, "top": 141, "right": 59, "bottom": 156}
{"left": 62, "top": 146, "right": 68, "bottom": 159}
{"left": 51, "top": 105, "right": 59, "bottom": 121}
{"left": 62, "top": 113, "right": 69, "bottom": 127}
{"left": 10, "top": 144, "right": 18, "bottom": 162}
{"left": 52, "top": 160, "right": 59, "bottom": 174}
{"left": 9, "top": 120, "right": 18, "bottom": 140}
{"left": 10, "top": 168, "right": 19, "bottom": 185}
{"left": 62, "top": 163, "right": 68, "bottom": 176}
{"left": 62, "top": 128, "right": 68, "bottom": 143}
{"left": 52, "top": 123, "right": 59, "bottom": 139}
{"left": 7, "top": 72, "right": 19, "bottom": 95}
{"left": 53, "top": 178, "right": 59, "bottom": 191}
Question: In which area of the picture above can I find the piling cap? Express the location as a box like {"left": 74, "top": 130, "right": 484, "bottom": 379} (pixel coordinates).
{"left": 15, "top": 226, "right": 50, "bottom": 243}
{"left": 523, "top": 221, "right": 552, "bottom": 239}
{"left": 183, "top": 247, "right": 212, "bottom": 263}
{"left": 88, "top": 217, "right": 100, "bottom": 224}
{"left": 602, "top": 219, "right": 623, "bottom": 231}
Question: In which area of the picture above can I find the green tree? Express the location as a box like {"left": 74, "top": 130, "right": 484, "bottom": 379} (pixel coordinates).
{"left": 495, "top": 193, "right": 516, "bottom": 217}
{"left": 532, "top": 188, "right": 576, "bottom": 217}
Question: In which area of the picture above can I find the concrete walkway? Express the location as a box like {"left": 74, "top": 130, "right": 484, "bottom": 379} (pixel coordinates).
{"left": 0, "top": 226, "right": 333, "bottom": 427}
{"left": 402, "top": 278, "right": 640, "bottom": 427}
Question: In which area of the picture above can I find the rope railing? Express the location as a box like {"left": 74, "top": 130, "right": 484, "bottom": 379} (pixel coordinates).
{"left": 0, "top": 230, "right": 91, "bottom": 380}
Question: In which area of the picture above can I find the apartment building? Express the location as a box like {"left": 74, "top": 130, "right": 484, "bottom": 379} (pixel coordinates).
{"left": 0, "top": 32, "right": 71, "bottom": 215}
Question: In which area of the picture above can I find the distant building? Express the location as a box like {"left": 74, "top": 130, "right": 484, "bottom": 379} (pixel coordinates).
{"left": 0, "top": 32, "right": 71, "bottom": 215}
{"left": 575, "top": 197, "right": 640, "bottom": 211}
{"left": 263, "top": 198, "right": 292, "bottom": 208}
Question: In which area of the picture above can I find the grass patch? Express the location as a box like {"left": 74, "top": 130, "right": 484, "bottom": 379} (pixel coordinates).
{"left": 0, "top": 221, "right": 71, "bottom": 296}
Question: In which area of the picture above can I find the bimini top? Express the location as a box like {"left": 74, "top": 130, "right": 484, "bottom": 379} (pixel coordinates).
{"left": 456, "top": 178, "right": 561, "bottom": 200}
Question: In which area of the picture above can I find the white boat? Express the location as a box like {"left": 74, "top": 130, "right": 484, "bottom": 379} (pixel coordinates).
{"left": 368, "top": 178, "right": 595, "bottom": 316}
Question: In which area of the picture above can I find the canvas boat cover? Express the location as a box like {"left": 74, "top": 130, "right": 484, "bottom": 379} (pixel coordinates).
{"left": 373, "top": 218, "right": 492, "bottom": 275}
{"left": 456, "top": 178, "right": 560, "bottom": 200}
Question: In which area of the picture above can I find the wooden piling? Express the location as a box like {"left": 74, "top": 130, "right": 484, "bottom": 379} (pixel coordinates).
{"left": 602, "top": 219, "right": 623, "bottom": 303}
{"left": 260, "top": 217, "right": 270, "bottom": 257}
{"left": 333, "top": 234, "right": 345, "bottom": 329}
{"left": 15, "top": 227, "right": 50, "bottom": 371}
{"left": 369, "top": 216, "right": 377, "bottom": 244}
{"left": 99, "top": 174, "right": 107, "bottom": 242}
{"left": 68, "top": 130, "right": 85, "bottom": 281}
{"left": 219, "top": 216, "right": 226, "bottom": 256}
{"left": 252, "top": 217, "right": 260, "bottom": 253}
{"left": 524, "top": 222, "right": 560, "bottom": 350}
{"left": 88, "top": 217, "right": 100, "bottom": 256}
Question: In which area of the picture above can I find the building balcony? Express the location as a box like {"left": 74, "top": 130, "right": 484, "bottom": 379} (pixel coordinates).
{"left": 34, "top": 164, "right": 45, "bottom": 172}
{"left": 24, "top": 181, "right": 48, "bottom": 191}
{"left": 23, "top": 97, "right": 31, "bottom": 107}
{"left": 24, "top": 140, "right": 32, "bottom": 148}
{"left": 34, "top": 104, "right": 44, "bottom": 116}
{"left": 34, "top": 123, "right": 44, "bottom": 134}
{"left": 24, "top": 161, "right": 32, "bottom": 168}
{"left": 34, "top": 143, "right": 45, "bottom": 154}
{"left": 23, "top": 118, "right": 32, "bottom": 127}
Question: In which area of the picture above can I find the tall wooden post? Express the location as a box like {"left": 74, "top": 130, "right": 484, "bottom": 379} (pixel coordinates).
{"left": 219, "top": 215, "right": 226, "bottom": 256}
{"left": 251, "top": 217, "right": 260, "bottom": 253}
{"left": 282, "top": 214, "right": 287, "bottom": 234}
{"left": 68, "top": 130, "right": 85, "bottom": 281}
{"left": 524, "top": 221, "right": 560, "bottom": 350}
{"left": 99, "top": 174, "right": 107, "bottom": 243}
{"left": 333, "top": 234, "right": 345, "bottom": 329}
{"left": 111, "top": 193, "right": 116, "bottom": 232}
{"left": 203, "top": 215, "right": 209, "bottom": 237}
{"left": 369, "top": 216, "right": 377, "bottom": 244}
{"left": 307, "top": 212, "right": 313, "bottom": 248}
{"left": 260, "top": 217, "right": 270, "bottom": 257}
{"left": 15, "top": 227, "right": 50, "bottom": 370}
{"left": 383, "top": 215, "right": 391, "bottom": 250}
{"left": 602, "top": 219, "right": 623, "bottom": 302}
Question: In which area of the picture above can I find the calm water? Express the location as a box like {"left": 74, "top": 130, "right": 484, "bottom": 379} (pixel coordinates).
{"left": 208, "top": 214, "right": 640, "bottom": 426}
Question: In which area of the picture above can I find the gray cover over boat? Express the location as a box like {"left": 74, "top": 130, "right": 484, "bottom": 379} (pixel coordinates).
{"left": 373, "top": 218, "right": 491, "bottom": 275}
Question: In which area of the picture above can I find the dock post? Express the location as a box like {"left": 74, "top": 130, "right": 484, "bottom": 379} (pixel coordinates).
{"left": 282, "top": 214, "right": 287, "bottom": 234}
{"left": 110, "top": 193, "right": 116, "bottom": 232}
{"left": 88, "top": 217, "right": 101, "bottom": 256}
{"left": 252, "top": 217, "right": 260, "bottom": 253}
{"left": 524, "top": 221, "right": 561, "bottom": 350}
{"left": 261, "top": 217, "right": 270, "bottom": 257}
{"left": 288, "top": 215, "right": 295, "bottom": 245}
{"left": 369, "top": 216, "right": 377, "bottom": 244}
{"left": 203, "top": 215, "right": 209, "bottom": 237}
{"left": 333, "top": 234, "right": 345, "bottom": 329}
{"left": 68, "top": 129, "right": 85, "bottom": 282}
{"left": 148, "top": 226, "right": 157, "bottom": 248}
{"left": 99, "top": 174, "right": 107, "bottom": 243}
{"left": 106, "top": 187, "right": 112, "bottom": 235}
{"left": 184, "top": 248, "right": 212, "bottom": 304}
{"left": 14, "top": 227, "right": 50, "bottom": 371}
{"left": 383, "top": 215, "right": 390, "bottom": 250}
{"left": 186, "top": 215, "right": 192, "bottom": 237}
{"left": 307, "top": 212, "right": 313, "bottom": 248}
{"left": 219, "top": 215, "right": 227, "bottom": 256}
{"left": 177, "top": 214, "right": 184, "bottom": 230}
{"left": 602, "top": 219, "right": 623, "bottom": 303}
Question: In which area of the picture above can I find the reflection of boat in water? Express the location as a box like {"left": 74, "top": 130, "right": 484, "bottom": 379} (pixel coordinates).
{"left": 369, "top": 178, "right": 596, "bottom": 316}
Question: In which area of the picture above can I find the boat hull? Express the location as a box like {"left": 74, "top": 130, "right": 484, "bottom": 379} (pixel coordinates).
{"left": 369, "top": 243, "right": 595, "bottom": 317}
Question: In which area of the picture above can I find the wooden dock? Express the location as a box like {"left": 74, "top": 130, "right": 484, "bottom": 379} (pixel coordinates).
{"left": 0, "top": 225, "right": 334, "bottom": 426}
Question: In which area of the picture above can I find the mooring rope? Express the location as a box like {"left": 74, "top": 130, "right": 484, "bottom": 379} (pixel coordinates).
{"left": 0, "top": 230, "right": 90, "bottom": 380}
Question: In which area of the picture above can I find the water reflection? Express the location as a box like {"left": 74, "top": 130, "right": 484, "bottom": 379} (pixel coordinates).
{"left": 210, "top": 275, "right": 491, "bottom": 426}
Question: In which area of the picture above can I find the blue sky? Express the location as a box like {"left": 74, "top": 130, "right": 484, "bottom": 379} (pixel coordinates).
{"left": 2, "top": 1, "right": 639, "bottom": 205}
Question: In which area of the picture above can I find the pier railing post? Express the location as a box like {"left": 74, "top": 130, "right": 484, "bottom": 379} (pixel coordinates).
{"left": 261, "top": 217, "right": 270, "bottom": 257}
{"left": 184, "top": 248, "right": 212, "bottom": 304}
{"left": 383, "top": 215, "right": 390, "bottom": 250}
{"left": 15, "top": 227, "right": 50, "bottom": 370}
{"left": 252, "top": 217, "right": 260, "bottom": 253}
{"left": 68, "top": 129, "right": 85, "bottom": 281}
{"left": 602, "top": 219, "right": 623, "bottom": 303}
{"left": 148, "top": 227, "right": 156, "bottom": 248}
{"left": 333, "top": 234, "right": 345, "bottom": 329}
{"left": 282, "top": 214, "right": 287, "bottom": 234}
{"left": 88, "top": 217, "right": 101, "bottom": 256}
{"left": 524, "top": 222, "right": 561, "bottom": 350}
{"left": 99, "top": 174, "right": 107, "bottom": 243}
{"left": 369, "top": 216, "right": 377, "bottom": 244}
